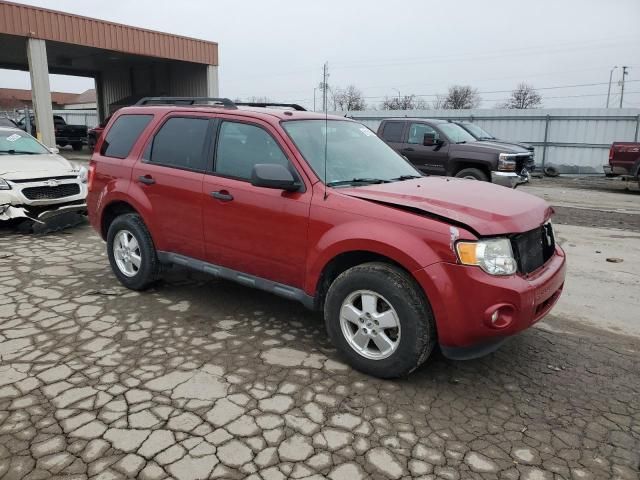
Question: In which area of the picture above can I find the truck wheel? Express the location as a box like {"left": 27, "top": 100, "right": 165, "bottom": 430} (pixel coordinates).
{"left": 72, "top": 142, "right": 83, "bottom": 151}
{"left": 324, "top": 262, "right": 436, "bottom": 378}
{"left": 106, "top": 213, "right": 160, "bottom": 291}
{"left": 455, "top": 168, "right": 489, "bottom": 181}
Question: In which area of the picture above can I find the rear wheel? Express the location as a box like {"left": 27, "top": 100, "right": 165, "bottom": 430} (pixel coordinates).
{"left": 106, "top": 213, "right": 160, "bottom": 290}
{"left": 455, "top": 167, "right": 489, "bottom": 181}
{"left": 72, "top": 142, "right": 83, "bottom": 151}
{"left": 324, "top": 262, "right": 436, "bottom": 378}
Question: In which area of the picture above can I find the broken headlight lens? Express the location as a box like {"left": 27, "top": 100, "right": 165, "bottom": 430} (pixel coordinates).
{"left": 456, "top": 238, "right": 517, "bottom": 275}
{"left": 0, "top": 178, "right": 10, "bottom": 190}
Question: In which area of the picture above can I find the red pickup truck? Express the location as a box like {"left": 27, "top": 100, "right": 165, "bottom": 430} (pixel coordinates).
{"left": 87, "top": 97, "right": 566, "bottom": 378}
{"left": 605, "top": 142, "right": 640, "bottom": 187}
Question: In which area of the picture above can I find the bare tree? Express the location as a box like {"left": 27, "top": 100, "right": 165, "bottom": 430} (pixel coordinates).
{"left": 380, "top": 95, "right": 428, "bottom": 110}
{"left": 500, "top": 83, "right": 542, "bottom": 109}
{"left": 331, "top": 85, "right": 367, "bottom": 111}
{"left": 441, "top": 85, "right": 481, "bottom": 109}
{"left": 432, "top": 94, "right": 447, "bottom": 110}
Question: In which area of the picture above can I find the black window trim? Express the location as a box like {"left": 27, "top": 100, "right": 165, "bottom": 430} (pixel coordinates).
{"left": 140, "top": 114, "right": 216, "bottom": 174}
{"left": 210, "top": 117, "right": 306, "bottom": 192}
{"left": 101, "top": 113, "right": 154, "bottom": 159}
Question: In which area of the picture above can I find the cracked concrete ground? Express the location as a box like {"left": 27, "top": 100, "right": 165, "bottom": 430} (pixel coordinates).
{"left": 1, "top": 205, "right": 640, "bottom": 479}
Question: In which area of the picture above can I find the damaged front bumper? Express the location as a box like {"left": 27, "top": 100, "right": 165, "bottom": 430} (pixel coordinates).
{"left": 491, "top": 170, "right": 530, "bottom": 189}
{"left": 0, "top": 202, "right": 87, "bottom": 223}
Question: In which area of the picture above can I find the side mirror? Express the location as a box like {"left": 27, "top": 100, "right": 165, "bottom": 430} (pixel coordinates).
{"left": 251, "top": 164, "right": 300, "bottom": 192}
{"left": 423, "top": 132, "right": 437, "bottom": 146}
{"left": 49, "top": 147, "right": 59, "bottom": 154}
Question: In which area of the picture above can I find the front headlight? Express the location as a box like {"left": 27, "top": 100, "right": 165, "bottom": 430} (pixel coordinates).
{"left": 78, "top": 166, "right": 88, "bottom": 184}
{"left": 0, "top": 178, "right": 10, "bottom": 190}
{"left": 456, "top": 238, "right": 517, "bottom": 275}
{"left": 498, "top": 153, "right": 517, "bottom": 172}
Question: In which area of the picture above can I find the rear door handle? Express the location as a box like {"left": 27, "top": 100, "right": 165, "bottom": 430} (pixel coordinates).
{"left": 210, "top": 190, "right": 233, "bottom": 202}
{"left": 137, "top": 175, "right": 155, "bottom": 185}
{"left": 401, "top": 147, "right": 415, "bottom": 152}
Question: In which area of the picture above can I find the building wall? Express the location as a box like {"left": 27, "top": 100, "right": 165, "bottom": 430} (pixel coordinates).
{"left": 344, "top": 108, "right": 640, "bottom": 173}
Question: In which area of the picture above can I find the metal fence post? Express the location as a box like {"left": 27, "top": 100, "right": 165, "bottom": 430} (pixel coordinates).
{"left": 635, "top": 114, "right": 640, "bottom": 141}
{"left": 541, "top": 114, "right": 551, "bottom": 169}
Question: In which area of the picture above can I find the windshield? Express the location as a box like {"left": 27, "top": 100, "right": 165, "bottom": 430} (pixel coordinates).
{"left": 461, "top": 123, "right": 493, "bottom": 139}
{"left": 282, "top": 120, "right": 420, "bottom": 186}
{"left": 0, "top": 130, "right": 49, "bottom": 155}
{"left": 438, "top": 123, "right": 477, "bottom": 143}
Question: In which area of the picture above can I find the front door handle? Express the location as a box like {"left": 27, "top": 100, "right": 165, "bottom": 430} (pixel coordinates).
{"left": 401, "top": 147, "right": 415, "bottom": 152}
{"left": 211, "top": 190, "right": 233, "bottom": 202}
{"left": 137, "top": 175, "right": 155, "bottom": 185}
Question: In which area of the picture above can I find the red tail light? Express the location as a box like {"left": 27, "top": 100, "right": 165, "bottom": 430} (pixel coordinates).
{"left": 609, "top": 145, "right": 614, "bottom": 163}
{"left": 88, "top": 162, "right": 96, "bottom": 191}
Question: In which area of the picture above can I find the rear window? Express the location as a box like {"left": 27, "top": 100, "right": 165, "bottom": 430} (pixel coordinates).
{"left": 381, "top": 121, "right": 404, "bottom": 142}
{"left": 149, "top": 117, "right": 210, "bottom": 171}
{"left": 101, "top": 114, "right": 153, "bottom": 158}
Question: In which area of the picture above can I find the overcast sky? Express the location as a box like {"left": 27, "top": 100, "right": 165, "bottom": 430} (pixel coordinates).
{"left": 2, "top": 0, "right": 639, "bottom": 109}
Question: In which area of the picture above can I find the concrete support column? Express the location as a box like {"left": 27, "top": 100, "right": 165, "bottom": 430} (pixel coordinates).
{"left": 206, "top": 65, "right": 219, "bottom": 97}
{"left": 26, "top": 38, "right": 55, "bottom": 147}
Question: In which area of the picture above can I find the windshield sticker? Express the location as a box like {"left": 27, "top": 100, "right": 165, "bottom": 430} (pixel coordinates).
{"left": 6, "top": 133, "right": 21, "bottom": 142}
{"left": 359, "top": 127, "right": 374, "bottom": 136}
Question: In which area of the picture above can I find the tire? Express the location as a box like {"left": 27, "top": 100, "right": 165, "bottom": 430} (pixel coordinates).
{"left": 58, "top": 142, "right": 67, "bottom": 147}
{"left": 324, "top": 262, "right": 436, "bottom": 378}
{"left": 106, "top": 213, "right": 160, "bottom": 290}
{"left": 72, "top": 142, "right": 83, "bottom": 151}
{"left": 454, "top": 168, "right": 489, "bottom": 181}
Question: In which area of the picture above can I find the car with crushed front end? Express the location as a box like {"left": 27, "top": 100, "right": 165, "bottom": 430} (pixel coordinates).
{"left": 0, "top": 126, "right": 88, "bottom": 224}
{"left": 87, "top": 97, "right": 566, "bottom": 378}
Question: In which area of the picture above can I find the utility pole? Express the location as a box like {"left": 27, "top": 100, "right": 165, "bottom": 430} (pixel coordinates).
{"left": 321, "top": 62, "right": 329, "bottom": 113}
{"left": 606, "top": 66, "right": 617, "bottom": 108}
{"left": 619, "top": 66, "right": 629, "bottom": 108}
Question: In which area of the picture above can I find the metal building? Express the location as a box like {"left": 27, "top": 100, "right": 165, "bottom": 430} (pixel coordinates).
{"left": 0, "top": 0, "right": 219, "bottom": 147}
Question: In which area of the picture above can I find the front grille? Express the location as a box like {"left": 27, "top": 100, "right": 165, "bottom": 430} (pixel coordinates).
{"left": 515, "top": 154, "right": 535, "bottom": 172}
{"left": 22, "top": 183, "right": 80, "bottom": 200}
{"left": 511, "top": 223, "right": 555, "bottom": 274}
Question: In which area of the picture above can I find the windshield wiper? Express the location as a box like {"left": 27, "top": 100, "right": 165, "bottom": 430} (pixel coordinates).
{"left": 0, "top": 150, "right": 38, "bottom": 155}
{"left": 327, "top": 178, "right": 390, "bottom": 187}
{"left": 456, "top": 141, "right": 467, "bottom": 144}
{"left": 390, "top": 174, "right": 422, "bottom": 181}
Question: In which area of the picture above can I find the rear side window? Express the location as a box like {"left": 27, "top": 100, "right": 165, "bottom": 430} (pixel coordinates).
{"left": 101, "top": 114, "right": 153, "bottom": 158}
{"left": 381, "top": 121, "right": 404, "bottom": 142}
{"left": 215, "top": 121, "right": 290, "bottom": 180}
{"left": 149, "top": 117, "right": 210, "bottom": 171}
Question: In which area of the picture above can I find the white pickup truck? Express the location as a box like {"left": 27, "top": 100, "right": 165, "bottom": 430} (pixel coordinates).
{"left": 0, "top": 126, "right": 87, "bottom": 225}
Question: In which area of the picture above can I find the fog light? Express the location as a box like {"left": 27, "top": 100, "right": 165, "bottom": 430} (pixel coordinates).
{"left": 484, "top": 304, "right": 515, "bottom": 329}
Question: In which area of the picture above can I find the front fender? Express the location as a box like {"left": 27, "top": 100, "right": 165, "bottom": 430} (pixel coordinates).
{"left": 305, "top": 218, "right": 453, "bottom": 295}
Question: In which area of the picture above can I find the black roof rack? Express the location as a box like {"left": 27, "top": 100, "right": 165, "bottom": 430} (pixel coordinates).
{"left": 135, "top": 97, "right": 237, "bottom": 109}
{"left": 235, "top": 102, "right": 306, "bottom": 111}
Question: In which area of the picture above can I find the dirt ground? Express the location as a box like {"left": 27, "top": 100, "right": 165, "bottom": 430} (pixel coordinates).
{"left": 0, "top": 177, "right": 638, "bottom": 480}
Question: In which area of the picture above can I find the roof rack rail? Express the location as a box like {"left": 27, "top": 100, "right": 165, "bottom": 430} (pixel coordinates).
{"left": 235, "top": 102, "right": 306, "bottom": 111}
{"left": 135, "top": 97, "right": 237, "bottom": 109}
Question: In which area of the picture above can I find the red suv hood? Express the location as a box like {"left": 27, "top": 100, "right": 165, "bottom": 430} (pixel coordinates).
{"left": 340, "top": 177, "right": 552, "bottom": 236}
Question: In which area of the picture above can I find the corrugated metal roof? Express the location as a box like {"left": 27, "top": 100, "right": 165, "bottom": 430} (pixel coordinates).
{"left": 0, "top": 0, "right": 218, "bottom": 65}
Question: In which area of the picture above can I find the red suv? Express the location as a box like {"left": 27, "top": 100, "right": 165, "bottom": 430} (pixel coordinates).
{"left": 87, "top": 98, "right": 566, "bottom": 378}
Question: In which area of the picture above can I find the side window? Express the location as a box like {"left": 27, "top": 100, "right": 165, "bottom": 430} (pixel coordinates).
{"left": 215, "top": 121, "right": 290, "bottom": 180}
{"left": 149, "top": 117, "right": 210, "bottom": 171}
{"left": 407, "top": 123, "right": 437, "bottom": 144}
{"left": 381, "top": 121, "right": 404, "bottom": 142}
{"left": 100, "top": 114, "right": 153, "bottom": 158}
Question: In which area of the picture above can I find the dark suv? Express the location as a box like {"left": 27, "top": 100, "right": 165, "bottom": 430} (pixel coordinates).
{"left": 87, "top": 97, "right": 565, "bottom": 378}
{"left": 377, "top": 118, "right": 532, "bottom": 187}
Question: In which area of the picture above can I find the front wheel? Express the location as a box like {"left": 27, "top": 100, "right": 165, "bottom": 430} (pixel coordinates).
{"left": 72, "top": 142, "right": 83, "bottom": 151}
{"left": 324, "top": 262, "right": 436, "bottom": 378}
{"left": 454, "top": 168, "right": 489, "bottom": 181}
{"left": 106, "top": 213, "right": 160, "bottom": 290}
